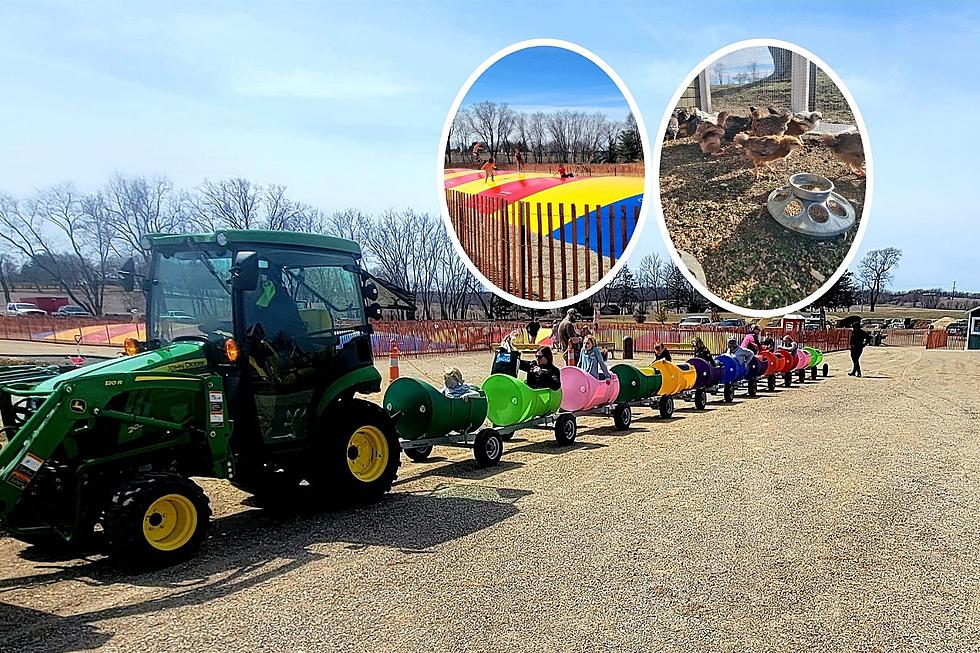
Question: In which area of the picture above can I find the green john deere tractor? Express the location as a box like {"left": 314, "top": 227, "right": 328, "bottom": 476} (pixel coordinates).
{"left": 0, "top": 230, "right": 398, "bottom": 566}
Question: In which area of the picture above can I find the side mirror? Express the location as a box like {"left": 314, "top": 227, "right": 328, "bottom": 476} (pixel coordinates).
{"left": 362, "top": 283, "right": 379, "bottom": 301}
{"left": 366, "top": 302, "right": 383, "bottom": 321}
{"left": 120, "top": 257, "right": 136, "bottom": 292}
{"left": 232, "top": 251, "right": 259, "bottom": 291}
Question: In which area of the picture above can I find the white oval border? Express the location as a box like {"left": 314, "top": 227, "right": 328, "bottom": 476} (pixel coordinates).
{"left": 652, "top": 38, "right": 874, "bottom": 319}
{"left": 435, "top": 38, "right": 653, "bottom": 310}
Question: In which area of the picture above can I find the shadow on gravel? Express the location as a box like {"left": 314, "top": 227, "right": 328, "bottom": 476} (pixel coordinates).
{"left": 393, "top": 459, "right": 525, "bottom": 484}
{"left": 504, "top": 439, "right": 606, "bottom": 456}
{"left": 0, "top": 488, "right": 527, "bottom": 652}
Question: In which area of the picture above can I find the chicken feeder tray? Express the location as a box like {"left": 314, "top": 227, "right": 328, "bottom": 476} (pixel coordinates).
{"left": 767, "top": 173, "right": 856, "bottom": 239}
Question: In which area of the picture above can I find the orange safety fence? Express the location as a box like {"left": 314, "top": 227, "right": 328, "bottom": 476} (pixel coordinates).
{"left": 0, "top": 315, "right": 893, "bottom": 358}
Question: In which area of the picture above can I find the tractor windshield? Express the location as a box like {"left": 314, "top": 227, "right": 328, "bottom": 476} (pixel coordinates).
{"left": 242, "top": 247, "right": 367, "bottom": 349}
{"left": 148, "top": 249, "right": 234, "bottom": 343}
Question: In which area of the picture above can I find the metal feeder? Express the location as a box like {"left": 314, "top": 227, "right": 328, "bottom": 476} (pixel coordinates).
{"left": 766, "top": 173, "right": 856, "bottom": 239}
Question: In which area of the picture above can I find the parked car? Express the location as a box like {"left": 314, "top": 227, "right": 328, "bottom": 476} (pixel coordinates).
{"left": 716, "top": 318, "right": 746, "bottom": 328}
{"left": 55, "top": 305, "right": 94, "bottom": 318}
{"left": 5, "top": 302, "right": 47, "bottom": 317}
{"left": 947, "top": 321, "right": 968, "bottom": 336}
{"left": 159, "top": 310, "right": 196, "bottom": 323}
{"left": 678, "top": 314, "right": 711, "bottom": 327}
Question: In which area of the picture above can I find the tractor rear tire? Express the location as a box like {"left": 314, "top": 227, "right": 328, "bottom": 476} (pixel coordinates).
{"left": 104, "top": 473, "right": 211, "bottom": 568}
{"left": 613, "top": 404, "right": 632, "bottom": 430}
{"left": 312, "top": 398, "right": 401, "bottom": 504}
{"left": 554, "top": 413, "right": 577, "bottom": 445}
{"left": 404, "top": 445, "right": 433, "bottom": 462}
{"left": 473, "top": 429, "right": 503, "bottom": 467}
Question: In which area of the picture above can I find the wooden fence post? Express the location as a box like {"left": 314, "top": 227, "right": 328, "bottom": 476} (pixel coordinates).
{"left": 585, "top": 205, "right": 593, "bottom": 288}
{"left": 517, "top": 202, "right": 527, "bottom": 299}
{"left": 536, "top": 203, "right": 544, "bottom": 299}
{"left": 570, "top": 203, "right": 579, "bottom": 296}
{"left": 547, "top": 204, "right": 555, "bottom": 302}
{"left": 559, "top": 204, "right": 567, "bottom": 299}
{"left": 607, "top": 204, "right": 616, "bottom": 268}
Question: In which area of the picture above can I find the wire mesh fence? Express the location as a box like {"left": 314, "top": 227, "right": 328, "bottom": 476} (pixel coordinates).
{"left": 700, "top": 46, "right": 855, "bottom": 126}
{"left": 809, "top": 65, "right": 853, "bottom": 123}
{"left": 708, "top": 45, "right": 793, "bottom": 116}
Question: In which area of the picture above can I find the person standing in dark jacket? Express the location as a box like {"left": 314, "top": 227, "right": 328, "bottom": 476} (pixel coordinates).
{"left": 653, "top": 342, "right": 672, "bottom": 362}
{"left": 849, "top": 320, "right": 871, "bottom": 377}
{"left": 518, "top": 346, "right": 562, "bottom": 390}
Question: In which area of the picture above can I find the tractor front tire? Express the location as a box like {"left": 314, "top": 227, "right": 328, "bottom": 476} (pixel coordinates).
{"left": 313, "top": 399, "right": 400, "bottom": 505}
{"left": 105, "top": 473, "right": 211, "bottom": 568}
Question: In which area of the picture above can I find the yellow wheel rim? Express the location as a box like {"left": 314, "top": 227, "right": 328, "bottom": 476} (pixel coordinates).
{"left": 346, "top": 425, "right": 389, "bottom": 483}
{"left": 142, "top": 493, "right": 198, "bottom": 551}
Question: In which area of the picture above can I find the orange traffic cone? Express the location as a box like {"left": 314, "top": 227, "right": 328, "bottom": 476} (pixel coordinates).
{"left": 389, "top": 342, "right": 399, "bottom": 381}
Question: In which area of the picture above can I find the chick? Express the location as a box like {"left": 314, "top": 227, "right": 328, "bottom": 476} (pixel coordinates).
{"left": 666, "top": 116, "right": 679, "bottom": 141}
{"left": 693, "top": 111, "right": 728, "bottom": 155}
{"left": 786, "top": 111, "right": 822, "bottom": 137}
{"left": 684, "top": 115, "right": 704, "bottom": 137}
{"left": 723, "top": 113, "right": 753, "bottom": 142}
{"left": 733, "top": 133, "right": 805, "bottom": 179}
{"left": 821, "top": 131, "right": 865, "bottom": 176}
{"left": 750, "top": 106, "right": 792, "bottom": 136}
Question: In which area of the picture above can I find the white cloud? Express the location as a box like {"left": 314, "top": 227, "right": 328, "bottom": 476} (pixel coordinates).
{"left": 233, "top": 68, "right": 416, "bottom": 100}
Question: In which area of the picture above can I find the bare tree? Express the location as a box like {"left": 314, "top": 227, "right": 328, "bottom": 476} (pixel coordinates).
{"left": 193, "top": 178, "right": 262, "bottom": 229}
{"left": 712, "top": 62, "right": 726, "bottom": 86}
{"left": 858, "top": 247, "right": 902, "bottom": 312}
{"left": 636, "top": 252, "right": 664, "bottom": 314}
{"left": 465, "top": 101, "right": 515, "bottom": 157}
{"left": 103, "top": 175, "right": 190, "bottom": 262}
{"left": 528, "top": 111, "right": 546, "bottom": 163}
{"left": 0, "top": 185, "right": 113, "bottom": 314}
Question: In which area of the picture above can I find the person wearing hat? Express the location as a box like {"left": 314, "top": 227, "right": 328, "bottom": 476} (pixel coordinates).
{"left": 558, "top": 309, "right": 582, "bottom": 364}
{"left": 848, "top": 318, "right": 871, "bottom": 377}
{"left": 726, "top": 337, "right": 754, "bottom": 367}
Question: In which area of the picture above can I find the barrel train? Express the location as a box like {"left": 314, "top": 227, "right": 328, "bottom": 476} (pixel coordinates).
{"left": 383, "top": 346, "right": 829, "bottom": 467}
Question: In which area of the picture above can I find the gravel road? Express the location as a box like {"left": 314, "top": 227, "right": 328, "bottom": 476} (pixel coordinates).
{"left": 1, "top": 348, "right": 978, "bottom": 652}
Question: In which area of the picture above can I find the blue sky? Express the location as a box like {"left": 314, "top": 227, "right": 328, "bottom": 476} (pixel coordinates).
{"left": 0, "top": 1, "right": 977, "bottom": 291}
{"left": 461, "top": 46, "right": 630, "bottom": 118}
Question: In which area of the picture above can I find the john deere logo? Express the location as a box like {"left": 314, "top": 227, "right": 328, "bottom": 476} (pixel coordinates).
{"left": 69, "top": 399, "right": 87, "bottom": 413}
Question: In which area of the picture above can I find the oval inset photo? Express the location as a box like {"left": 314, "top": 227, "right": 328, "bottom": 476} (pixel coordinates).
{"left": 656, "top": 39, "right": 871, "bottom": 316}
{"left": 439, "top": 39, "right": 649, "bottom": 308}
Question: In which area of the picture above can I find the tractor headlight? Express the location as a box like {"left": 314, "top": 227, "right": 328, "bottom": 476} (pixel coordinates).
{"left": 224, "top": 338, "right": 240, "bottom": 362}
